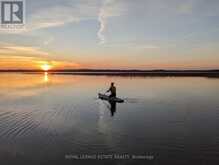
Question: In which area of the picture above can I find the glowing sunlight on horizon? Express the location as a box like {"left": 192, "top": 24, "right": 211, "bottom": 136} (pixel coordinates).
{"left": 41, "top": 63, "right": 52, "bottom": 71}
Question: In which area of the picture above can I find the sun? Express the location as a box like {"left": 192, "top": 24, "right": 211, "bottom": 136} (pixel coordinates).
{"left": 41, "top": 63, "right": 52, "bottom": 71}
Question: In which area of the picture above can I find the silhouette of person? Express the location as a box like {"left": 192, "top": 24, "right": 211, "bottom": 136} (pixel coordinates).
{"left": 106, "top": 82, "right": 116, "bottom": 98}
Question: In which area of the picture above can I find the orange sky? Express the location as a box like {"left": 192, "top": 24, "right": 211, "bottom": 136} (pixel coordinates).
{"left": 0, "top": 56, "right": 218, "bottom": 70}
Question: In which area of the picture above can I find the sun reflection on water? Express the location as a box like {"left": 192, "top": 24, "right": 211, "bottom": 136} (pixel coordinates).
{"left": 44, "top": 72, "right": 49, "bottom": 83}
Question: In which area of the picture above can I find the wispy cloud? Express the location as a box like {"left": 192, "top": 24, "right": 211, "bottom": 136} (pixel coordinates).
{"left": 97, "top": 0, "right": 126, "bottom": 44}
{"left": 0, "top": 1, "right": 100, "bottom": 34}
{"left": 102, "top": 41, "right": 160, "bottom": 50}
{"left": 0, "top": 54, "right": 80, "bottom": 70}
{"left": 0, "top": 46, "right": 49, "bottom": 56}
{"left": 29, "top": 6, "right": 80, "bottom": 30}
{"left": 28, "top": 1, "right": 100, "bottom": 31}
{"left": 97, "top": 6, "right": 106, "bottom": 44}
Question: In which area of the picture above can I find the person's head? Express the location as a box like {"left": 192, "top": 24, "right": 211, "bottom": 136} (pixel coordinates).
{"left": 111, "top": 82, "right": 114, "bottom": 86}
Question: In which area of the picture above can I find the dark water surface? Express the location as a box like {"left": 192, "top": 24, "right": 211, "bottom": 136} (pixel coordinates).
{"left": 0, "top": 73, "right": 219, "bottom": 165}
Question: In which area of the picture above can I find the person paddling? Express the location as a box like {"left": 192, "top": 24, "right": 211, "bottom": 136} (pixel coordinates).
{"left": 106, "top": 82, "right": 116, "bottom": 98}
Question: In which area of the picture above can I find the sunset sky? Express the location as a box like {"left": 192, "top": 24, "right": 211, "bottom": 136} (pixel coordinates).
{"left": 0, "top": 0, "right": 219, "bottom": 70}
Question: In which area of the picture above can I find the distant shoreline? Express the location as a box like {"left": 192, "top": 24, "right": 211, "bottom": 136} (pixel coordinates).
{"left": 0, "top": 69, "right": 219, "bottom": 77}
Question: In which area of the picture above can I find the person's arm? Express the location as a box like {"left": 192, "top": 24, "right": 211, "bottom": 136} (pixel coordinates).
{"left": 106, "top": 87, "right": 111, "bottom": 93}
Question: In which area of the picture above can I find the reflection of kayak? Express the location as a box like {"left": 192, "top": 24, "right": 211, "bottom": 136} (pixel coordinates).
{"left": 98, "top": 93, "right": 124, "bottom": 103}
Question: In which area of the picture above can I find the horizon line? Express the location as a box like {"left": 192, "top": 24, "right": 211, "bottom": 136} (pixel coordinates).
{"left": 0, "top": 69, "right": 219, "bottom": 72}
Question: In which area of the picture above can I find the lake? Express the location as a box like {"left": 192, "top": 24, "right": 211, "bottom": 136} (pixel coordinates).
{"left": 0, "top": 73, "right": 219, "bottom": 165}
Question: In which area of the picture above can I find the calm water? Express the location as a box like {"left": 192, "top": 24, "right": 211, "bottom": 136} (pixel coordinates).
{"left": 0, "top": 73, "right": 219, "bottom": 165}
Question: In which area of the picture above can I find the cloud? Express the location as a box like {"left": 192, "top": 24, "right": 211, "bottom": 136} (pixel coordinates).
{"left": 0, "top": 1, "right": 100, "bottom": 34}
{"left": 0, "top": 54, "right": 80, "bottom": 70}
{"left": 28, "top": 6, "right": 80, "bottom": 30}
{"left": 28, "top": 1, "right": 101, "bottom": 31}
{"left": 97, "top": 7, "right": 106, "bottom": 44}
{"left": 102, "top": 41, "right": 159, "bottom": 50}
{"left": 0, "top": 46, "right": 49, "bottom": 56}
{"left": 0, "top": 42, "right": 81, "bottom": 69}
{"left": 97, "top": 0, "right": 126, "bottom": 44}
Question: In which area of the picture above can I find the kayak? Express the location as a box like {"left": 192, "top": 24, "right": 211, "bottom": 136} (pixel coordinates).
{"left": 98, "top": 93, "right": 124, "bottom": 103}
